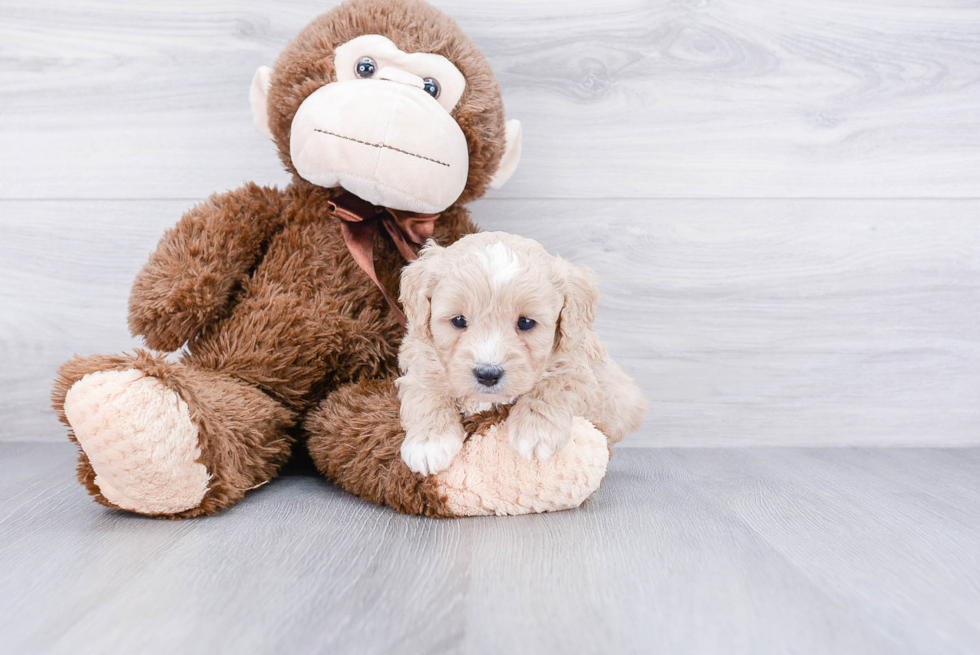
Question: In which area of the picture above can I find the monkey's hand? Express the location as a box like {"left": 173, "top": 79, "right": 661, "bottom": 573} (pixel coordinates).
{"left": 128, "top": 183, "right": 285, "bottom": 351}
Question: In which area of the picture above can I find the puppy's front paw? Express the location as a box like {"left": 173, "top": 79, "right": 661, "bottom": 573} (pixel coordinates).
{"left": 507, "top": 410, "right": 571, "bottom": 461}
{"left": 401, "top": 431, "right": 464, "bottom": 476}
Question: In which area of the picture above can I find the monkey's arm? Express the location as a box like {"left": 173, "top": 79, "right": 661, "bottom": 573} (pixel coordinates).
{"left": 128, "top": 183, "right": 286, "bottom": 352}
{"left": 305, "top": 378, "right": 609, "bottom": 518}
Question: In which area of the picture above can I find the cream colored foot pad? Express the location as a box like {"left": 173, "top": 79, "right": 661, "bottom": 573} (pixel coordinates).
{"left": 437, "top": 417, "right": 608, "bottom": 517}
{"left": 64, "top": 369, "right": 209, "bottom": 515}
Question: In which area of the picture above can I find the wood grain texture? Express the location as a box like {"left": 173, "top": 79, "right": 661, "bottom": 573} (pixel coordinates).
{"left": 1, "top": 443, "right": 979, "bottom": 655}
{"left": 3, "top": 198, "right": 977, "bottom": 446}
{"left": 4, "top": 2, "right": 978, "bottom": 650}
{"left": 1, "top": 0, "right": 979, "bottom": 199}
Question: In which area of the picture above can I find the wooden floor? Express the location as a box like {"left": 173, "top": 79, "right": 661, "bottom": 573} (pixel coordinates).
{"left": 2, "top": 442, "right": 978, "bottom": 655}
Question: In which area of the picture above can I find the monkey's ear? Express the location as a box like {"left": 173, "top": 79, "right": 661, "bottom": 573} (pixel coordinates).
{"left": 400, "top": 240, "right": 445, "bottom": 341}
{"left": 488, "top": 119, "right": 522, "bottom": 189}
{"left": 249, "top": 66, "right": 274, "bottom": 140}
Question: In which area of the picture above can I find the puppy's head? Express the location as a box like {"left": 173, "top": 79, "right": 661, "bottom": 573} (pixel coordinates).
{"left": 400, "top": 232, "right": 599, "bottom": 403}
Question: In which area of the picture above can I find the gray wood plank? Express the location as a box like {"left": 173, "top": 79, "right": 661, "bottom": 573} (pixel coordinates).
{"left": 2, "top": 0, "right": 979, "bottom": 199}
{"left": 488, "top": 197, "right": 980, "bottom": 447}
{"left": 1, "top": 444, "right": 979, "bottom": 655}
{"left": 3, "top": 198, "right": 977, "bottom": 446}
{"left": 670, "top": 448, "right": 980, "bottom": 654}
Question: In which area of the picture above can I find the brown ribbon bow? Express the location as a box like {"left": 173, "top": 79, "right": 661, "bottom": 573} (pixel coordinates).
{"left": 327, "top": 191, "right": 439, "bottom": 326}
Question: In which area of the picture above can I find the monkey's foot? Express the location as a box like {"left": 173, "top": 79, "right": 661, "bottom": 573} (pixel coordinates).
{"left": 436, "top": 417, "right": 608, "bottom": 516}
{"left": 63, "top": 369, "right": 209, "bottom": 515}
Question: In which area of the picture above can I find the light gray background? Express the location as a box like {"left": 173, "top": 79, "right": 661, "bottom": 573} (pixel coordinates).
{"left": 1, "top": 2, "right": 979, "bottom": 654}
{"left": 2, "top": 0, "right": 978, "bottom": 446}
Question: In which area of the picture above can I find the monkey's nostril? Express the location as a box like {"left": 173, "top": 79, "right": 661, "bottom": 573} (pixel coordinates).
{"left": 473, "top": 366, "right": 503, "bottom": 387}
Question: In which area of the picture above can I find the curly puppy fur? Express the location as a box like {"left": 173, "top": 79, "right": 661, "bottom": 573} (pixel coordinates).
{"left": 397, "top": 232, "right": 648, "bottom": 476}
{"left": 52, "top": 0, "right": 510, "bottom": 518}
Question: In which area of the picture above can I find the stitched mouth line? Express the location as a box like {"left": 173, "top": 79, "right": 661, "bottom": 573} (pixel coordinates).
{"left": 314, "top": 129, "right": 450, "bottom": 167}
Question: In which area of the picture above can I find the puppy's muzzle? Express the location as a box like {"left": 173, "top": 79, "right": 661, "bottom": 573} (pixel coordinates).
{"left": 473, "top": 365, "right": 504, "bottom": 388}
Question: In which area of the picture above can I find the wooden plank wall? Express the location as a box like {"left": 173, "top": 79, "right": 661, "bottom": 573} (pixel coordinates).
{"left": 1, "top": 0, "right": 978, "bottom": 445}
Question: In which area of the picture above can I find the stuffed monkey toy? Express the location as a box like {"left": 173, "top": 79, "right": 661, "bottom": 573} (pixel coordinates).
{"left": 52, "top": 0, "right": 612, "bottom": 518}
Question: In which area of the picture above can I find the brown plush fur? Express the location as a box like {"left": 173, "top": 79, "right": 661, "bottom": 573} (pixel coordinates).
{"left": 267, "top": 0, "right": 505, "bottom": 204}
{"left": 305, "top": 379, "right": 452, "bottom": 517}
{"left": 51, "top": 0, "right": 507, "bottom": 518}
{"left": 53, "top": 350, "right": 295, "bottom": 518}
{"left": 304, "top": 379, "right": 510, "bottom": 517}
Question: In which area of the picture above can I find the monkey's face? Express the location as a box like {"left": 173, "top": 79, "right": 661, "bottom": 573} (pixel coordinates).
{"left": 290, "top": 35, "right": 470, "bottom": 214}
{"left": 251, "top": 8, "right": 522, "bottom": 214}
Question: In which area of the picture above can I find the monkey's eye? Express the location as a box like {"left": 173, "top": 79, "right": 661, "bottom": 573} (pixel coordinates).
{"left": 451, "top": 315, "right": 467, "bottom": 329}
{"left": 422, "top": 77, "right": 441, "bottom": 98}
{"left": 355, "top": 57, "right": 377, "bottom": 78}
{"left": 516, "top": 317, "right": 536, "bottom": 331}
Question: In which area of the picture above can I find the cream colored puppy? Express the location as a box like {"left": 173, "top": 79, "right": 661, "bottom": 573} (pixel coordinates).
{"left": 397, "top": 232, "right": 647, "bottom": 476}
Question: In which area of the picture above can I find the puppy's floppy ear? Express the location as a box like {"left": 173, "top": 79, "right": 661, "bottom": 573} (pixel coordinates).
{"left": 400, "top": 240, "right": 445, "bottom": 341}
{"left": 554, "top": 258, "right": 600, "bottom": 355}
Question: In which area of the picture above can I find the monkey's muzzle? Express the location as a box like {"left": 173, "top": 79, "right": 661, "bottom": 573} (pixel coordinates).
{"left": 290, "top": 79, "right": 470, "bottom": 214}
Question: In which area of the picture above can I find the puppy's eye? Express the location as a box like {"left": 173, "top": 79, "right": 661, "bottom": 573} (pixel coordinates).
{"left": 355, "top": 57, "right": 377, "bottom": 78}
{"left": 516, "top": 317, "right": 536, "bottom": 331}
{"left": 451, "top": 316, "right": 467, "bottom": 329}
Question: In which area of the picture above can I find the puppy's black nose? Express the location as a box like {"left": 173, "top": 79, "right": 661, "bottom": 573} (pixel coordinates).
{"left": 474, "top": 365, "right": 503, "bottom": 387}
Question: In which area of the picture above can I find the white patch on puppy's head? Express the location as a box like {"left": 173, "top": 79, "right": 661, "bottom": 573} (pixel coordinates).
{"left": 476, "top": 242, "right": 522, "bottom": 290}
